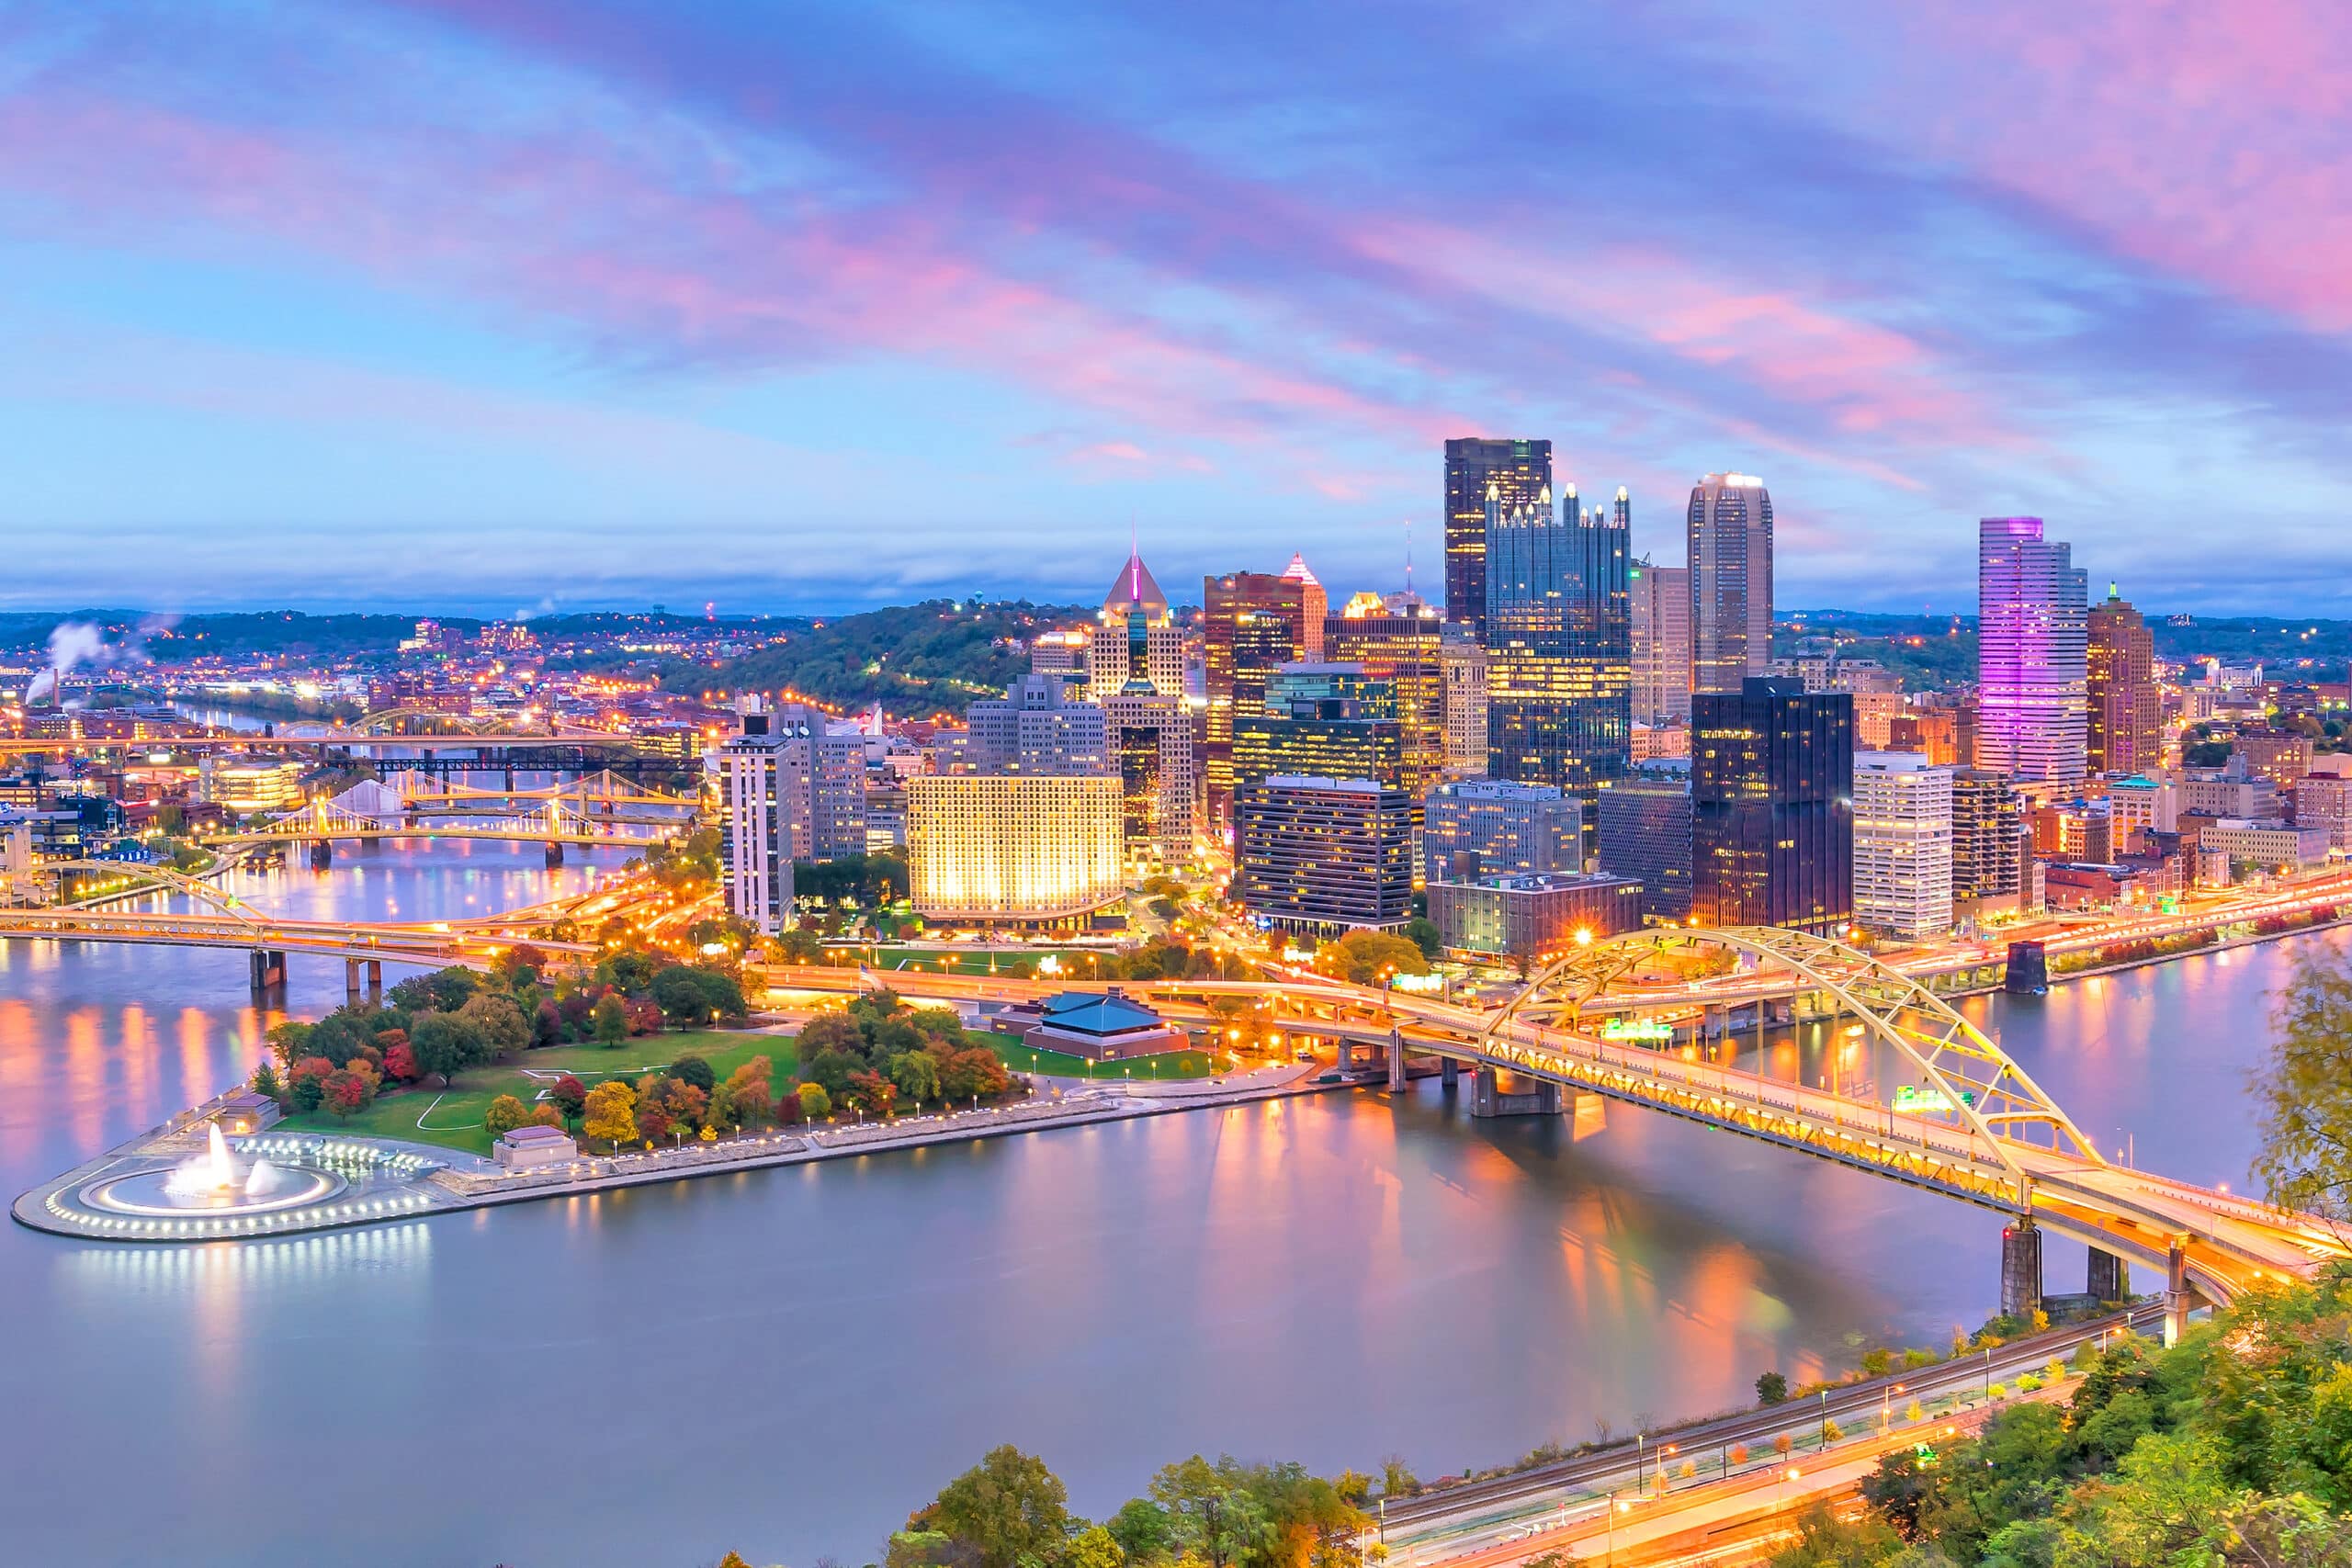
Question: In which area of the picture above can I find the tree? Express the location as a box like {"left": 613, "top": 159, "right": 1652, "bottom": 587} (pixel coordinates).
{"left": 797, "top": 1012, "right": 869, "bottom": 1061}
{"left": 1403, "top": 916, "right": 1443, "bottom": 959}
{"left": 1150, "top": 1455, "right": 1263, "bottom": 1568}
{"left": 581, "top": 1079, "right": 638, "bottom": 1148}
{"left": 924, "top": 1444, "right": 1072, "bottom": 1568}
{"left": 889, "top": 1050, "right": 943, "bottom": 1108}
{"left": 531, "top": 998, "right": 562, "bottom": 1046}
{"left": 652, "top": 964, "right": 719, "bottom": 1026}
{"left": 593, "top": 994, "right": 629, "bottom": 1046}
{"left": 249, "top": 1060, "right": 283, "bottom": 1101}
{"left": 670, "top": 1054, "right": 717, "bottom": 1093}
{"left": 457, "top": 992, "right": 531, "bottom": 1060}
{"left": 723, "top": 1057, "right": 775, "bottom": 1127}
{"left": 1757, "top": 1371, "right": 1790, "bottom": 1405}
{"left": 1065, "top": 1523, "right": 1125, "bottom": 1568}
{"left": 548, "top": 1075, "right": 589, "bottom": 1122}
{"left": 1106, "top": 1498, "right": 1174, "bottom": 1562}
{"left": 2253, "top": 943, "right": 2352, "bottom": 1231}
{"left": 409, "top": 1012, "right": 487, "bottom": 1087}
{"left": 847, "top": 1069, "right": 898, "bottom": 1116}
{"left": 381, "top": 1039, "right": 418, "bottom": 1083}
{"left": 321, "top": 1068, "right": 368, "bottom": 1119}
{"left": 389, "top": 965, "right": 478, "bottom": 1014}
{"left": 287, "top": 1055, "right": 334, "bottom": 1114}
{"left": 797, "top": 1081, "right": 831, "bottom": 1120}
{"left": 804, "top": 1046, "right": 867, "bottom": 1100}
{"left": 267, "top": 1020, "right": 315, "bottom": 1073}
{"left": 483, "top": 1094, "right": 530, "bottom": 1139}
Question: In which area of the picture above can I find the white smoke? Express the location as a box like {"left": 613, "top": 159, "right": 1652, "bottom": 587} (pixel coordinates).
{"left": 25, "top": 617, "right": 172, "bottom": 707}
{"left": 514, "top": 597, "right": 558, "bottom": 622}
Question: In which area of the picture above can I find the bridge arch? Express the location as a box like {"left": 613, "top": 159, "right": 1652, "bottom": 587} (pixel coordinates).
{"left": 1480, "top": 926, "right": 2105, "bottom": 1186}
{"left": 43, "top": 859, "right": 268, "bottom": 934}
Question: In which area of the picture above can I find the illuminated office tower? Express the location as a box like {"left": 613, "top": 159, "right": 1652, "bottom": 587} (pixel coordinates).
{"left": 1484, "top": 481, "right": 1632, "bottom": 808}
{"left": 1976, "top": 517, "right": 2088, "bottom": 784}
{"left": 1233, "top": 775, "right": 1414, "bottom": 933}
{"left": 1280, "top": 553, "right": 1327, "bottom": 658}
{"left": 1102, "top": 691, "right": 1197, "bottom": 869}
{"left": 1203, "top": 569, "right": 1316, "bottom": 820}
{"left": 1598, "top": 761, "right": 1694, "bottom": 922}
{"left": 1324, "top": 597, "right": 1446, "bottom": 798}
{"left": 1690, "top": 677, "right": 1852, "bottom": 933}
{"left": 1851, "top": 751, "right": 1954, "bottom": 940}
{"left": 1420, "top": 777, "right": 1582, "bottom": 884}
{"left": 717, "top": 697, "right": 869, "bottom": 934}
{"left": 1951, "top": 769, "right": 2026, "bottom": 913}
{"left": 2086, "top": 583, "right": 2160, "bottom": 777}
{"left": 1629, "top": 554, "right": 1691, "bottom": 722}
{"left": 1087, "top": 548, "right": 1186, "bottom": 701}
{"left": 1687, "top": 473, "right": 1773, "bottom": 694}
{"left": 1440, "top": 624, "right": 1489, "bottom": 775}
{"left": 1230, "top": 663, "right": 1404, "bottom": 794}
{"left": 1030, "top": 628, "right": 1090, "bottom": 682}
{"left": 953, "top": 673, "right": 1108, "bottom": 775}
{"left": 1443, "top": 437, "right": 1552, "bottom": 641}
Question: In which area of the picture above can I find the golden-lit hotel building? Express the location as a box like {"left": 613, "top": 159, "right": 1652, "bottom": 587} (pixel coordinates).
{"left": 906, "top": 774, "right": 1125, "bottom": 927}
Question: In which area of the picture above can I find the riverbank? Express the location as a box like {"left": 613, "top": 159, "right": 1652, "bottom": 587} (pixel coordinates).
{"left": 12, "top": 1059, "right": 1333, "bottom": 1245}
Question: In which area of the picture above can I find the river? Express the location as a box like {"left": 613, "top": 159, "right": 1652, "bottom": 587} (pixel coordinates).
{"left": 0, "top": 841, "right": 2335, "bottom": 1568}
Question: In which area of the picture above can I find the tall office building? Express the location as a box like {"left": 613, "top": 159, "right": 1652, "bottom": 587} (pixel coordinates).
{"left": 1690, "top": 677, "right": 1853, "bottom": 933}
{"left": 1951, "top": 769, "right": 2026, "bottom": 912}
{"left": 1629, "top": 556, "right": 1692, "bottom": 722}
{"left": 1420, "top": 777, "right": 1584, "bottom": 885}
{"left": 1851, "top": 751, "right": 1954, "bottom": 940}
{"left": 952, "top": 673, "right": 1109, "bottom": 775}
{"left": 1279, "top": 554, "right": 1327, "bottom": 658}
{"left": 1231, "top": 664, "right": 1405, "bottom": 795}
{"left": 1204, "top": 570, "right": 1316, "bottom": 820}
{"left": 1088, "top": 548, "right": 1186, "bottom": 702}
{"left": 1484, "top": 482, "right": 1633, "bottom": 807}
{"left": 1598, "top": 760, "right": 1694, "bottom": 922}
{"left": 2086, "top": 583, "right": 2160, "bottom": 778}
{"left": 1976, "top": 517, "right": 2089, "bottom": 784}
{"left": 1325, "top": 599, "right": 1446, "bottom": 799}
{"left": 1687, "top": 474, "right": 1774, "bottom": 694}
{"left": 1233, "top": 775, "right": 1414, "bottom": 933}
{"left": 717, "top": 698, "right": 870, "bottom": 934}
{"left": 1443, "top": 437, "right": 1553, "bottom": 641}
{"left": 1103, "top": 691, "right": 1198, "bottom": 868}
{"left": 1440, "top": 624, "right": 1489, "bottom": 775}
{"left": 905, "top": 774, "right": 1124, "bottom": 924}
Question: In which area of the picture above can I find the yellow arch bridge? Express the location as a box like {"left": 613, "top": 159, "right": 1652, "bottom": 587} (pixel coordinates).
{"left": 759, "top": 927, "right": 2350, "bottom": 1339}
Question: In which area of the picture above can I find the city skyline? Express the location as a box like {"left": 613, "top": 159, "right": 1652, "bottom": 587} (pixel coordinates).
{"left": 6, "top": 5, "right": 2352, "bottom": 613}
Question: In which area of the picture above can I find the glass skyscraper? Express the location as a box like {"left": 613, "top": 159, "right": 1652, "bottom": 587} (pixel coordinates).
{"left": 1975, "top": 517, "right": 2088, "bottom": 785}
{"left": 1484, "top": 482, "right": 1632, "bottom": 817}
{"left": 1690, "top": 676, "right": 1853, "bottom": 933}
{"left": 1687, "top": 473, "right": 1773, "bottom": 694}
{"left": 1443, "top": 436, "right": 1551, "bottom": 642}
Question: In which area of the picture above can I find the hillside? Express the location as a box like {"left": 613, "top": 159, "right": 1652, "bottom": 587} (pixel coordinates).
{"left": 675, "top": 599, "right": 1086, "bottom": 716}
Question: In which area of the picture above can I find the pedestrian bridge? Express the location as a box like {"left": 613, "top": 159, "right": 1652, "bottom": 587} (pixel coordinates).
{"left": 758, "top": 927, "right": 2350, "bottom": 1328}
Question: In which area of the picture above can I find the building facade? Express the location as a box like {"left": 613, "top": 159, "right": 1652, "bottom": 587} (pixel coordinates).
{"left": 1324, "top": 602, "right": 1447, "bottom": 799}
{"left": 1440, "top": 624, "right": 1489, "bottom": 775}
{"left": 717, "top": 699, "right": 870, "bottom": 934}
{"left": 1630, "top": 557, "right": 1692, "bottom": 722}
{"left": 1484, "top": 483, "right": 1632, "bottom": 805}
{"left": 1103, "top": 691, "right": 1198, "bottom": 868}
{"left": 1976, "top": 517, "right": 2088, "bottom": 784}
{"left": 1851, "top": 751, "right": 1954, "bottom": 940}
{"left": 1951, "top": 768, "right": 2026, "bottom": 913}
{"left": 1420, "top": 777, "right": 1584, "bottom": 885}
{"left": 2086, "top": 585, "right": 2160, "bottom": 777}
{"left": 1427, "top": 872, "right": 1643, "bottom": 960}
{"left": 1087, "top": 549, "right": 1187, "bottom": 703}
{"left": 953, "top": 673, "right": 1109, "bottom": 775}
{"left": 905, "top": 774, "right": 1125, "bottom": 923}
{"left": 1443, "top": 436, "right": 1552, "bottom": 641}
{"left": 1687, "top": 473, "right": 1773, "bottom": 694}
{"left": 1690, "top": 677, "right": 1853, "bottom": 933}
{"left": 1232, "top": 775, "right": 1414, "bottom": 932}
{"left": 1203, "top": 570, "right": 1316, "bottom": 821}
{"left": 1598, "top": 761, "right": 1694, "bottom": 922}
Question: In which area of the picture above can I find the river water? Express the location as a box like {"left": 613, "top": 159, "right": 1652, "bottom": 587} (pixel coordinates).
{"left": 0, "top": 841, "right": 2334, "bottom": 1568}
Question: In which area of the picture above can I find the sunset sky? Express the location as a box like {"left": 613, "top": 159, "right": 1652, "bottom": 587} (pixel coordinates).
{"left": 6, "top": 2, "right": 2349, "bottom": 614}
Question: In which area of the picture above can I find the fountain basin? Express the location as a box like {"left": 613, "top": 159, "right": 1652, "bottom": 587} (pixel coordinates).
{"left": 80, "top": 1163, "right": 344, "bottom": 1218}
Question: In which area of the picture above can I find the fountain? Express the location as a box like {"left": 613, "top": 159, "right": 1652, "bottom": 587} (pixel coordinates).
{"left": 81, "top": 1123, "right": 340, "bottom": 1219}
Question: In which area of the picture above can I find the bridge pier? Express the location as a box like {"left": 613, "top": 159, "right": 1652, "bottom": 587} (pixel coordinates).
{"left": 1440, "top": 1056, "right": 1460, "bottom": 1091}
{"left": 1999, "top": 1222, "right": 2042, "bottom": 1322}
{"left": 1385, "top": 1028, "right": 1406, "bottom": 1092}
{"left": 248, "top": 948, "right": 288, "bottom": 1003}
{"left": 2005, "top": 940, "right": 2049, "bottom": 995}
{"left": 2087, "top": 1247, "right": 2130, "bottom": 1303}
{"left": 309, "top": 840, "right": 334, "bottom": 870}
{"left": 1336, "top": 1038, "right": 1354, "bottom": 1074}
{"left": 544, "top": 841, "right": 565, "bottom": 868}
{"left": 1470, "top": 1066, "right": 1561, "bottom": 1118}
{"left": 366, "top": 959, "right": 382, "bottom": 999}
{"left": 2164, "top": 1243, "right": 2192, "bottom": 1348}
{"left": 345, "top": 958, "right": 363, "bottom": 1004}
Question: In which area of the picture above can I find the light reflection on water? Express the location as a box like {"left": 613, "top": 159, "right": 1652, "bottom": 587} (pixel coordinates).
{"left": 0, "top": 842, "right": 2337, "bottom": 1566}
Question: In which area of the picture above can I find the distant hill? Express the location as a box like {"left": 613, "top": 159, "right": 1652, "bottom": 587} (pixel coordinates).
{"left": 675, "top": 599, "right": 1087, "bottom": 716}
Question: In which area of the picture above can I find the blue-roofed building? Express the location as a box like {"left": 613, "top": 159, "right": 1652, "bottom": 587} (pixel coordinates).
{"left": 1000, "top": 987, "right": 1191, "bottom": 1062}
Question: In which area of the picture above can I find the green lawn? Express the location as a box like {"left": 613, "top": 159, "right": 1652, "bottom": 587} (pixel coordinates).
{"left": 980, "top": 1034, "right": 1221, "bottom": 1081}
{"left": 863, "top": 946, "right": 1105, "bottom": 978}
{"left": 279, "top": 1029, "right": 799, "bottom": 1156}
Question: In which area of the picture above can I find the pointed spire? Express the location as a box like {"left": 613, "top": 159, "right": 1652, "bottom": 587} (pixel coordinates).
{"left": 1486, "top": 479, "right": 1500, "bottom": 502}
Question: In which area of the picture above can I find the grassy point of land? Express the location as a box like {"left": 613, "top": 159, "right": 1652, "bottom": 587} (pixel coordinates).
{"left": 979, "top": 1034, "right": 1221, "bottom": 1082}
{"left": 278, "top": 1029, "right": 798, "bottom": 1156}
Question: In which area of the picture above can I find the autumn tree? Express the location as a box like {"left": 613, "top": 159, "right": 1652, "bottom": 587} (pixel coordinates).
{"left": 548, "top": 1075, "right": 589, "bottom": 1122}
{"left": 321, "top": 1068, "right": 368, "bottom": 1119}
{"left": 594, "top": 994, "right": 630, "bottom": 1046}
{"left": 457, "top": 992, "right": 531, "bottom": 1060}
{"left": 409, "top": 1013, "right": 486, "bottom": 1087}
{"left": 2253, "top": 943, "right": 2352, "bottom": 1232}
{"left": 483, "top": 1094, "right": 530, "bottom": 1139}
{"left": 797, "top": 1081, "right": 831, "bottom": 1121}
{"left": 923, "top": 1444, "right": 1072, "bottom": 1568}
{"left": 582, "top": 1079, "right": 638, "bottom": 1148}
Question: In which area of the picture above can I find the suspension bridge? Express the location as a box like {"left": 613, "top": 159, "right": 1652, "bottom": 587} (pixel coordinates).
{"left": 758, "top": 926, "right": 2350, "bottom": 1337}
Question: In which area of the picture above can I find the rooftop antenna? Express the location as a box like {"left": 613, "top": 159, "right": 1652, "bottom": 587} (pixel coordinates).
{"left": 1404, "top": 523, "right": 1414, "bottom": 597}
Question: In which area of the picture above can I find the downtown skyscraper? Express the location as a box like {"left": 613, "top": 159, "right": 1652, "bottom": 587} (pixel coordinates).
{"left": 1976, "top": 517, "right": 2088, "bottom": 785}
{"left": 1630, "top": 552, "right": 1692, "bottom": 723}
{"left": 1484, "top": 481, "right": 1631, "bottom": 811}
{"left": 1687, "top": 473, "right": 1774, "bottom": 694}
{"left": 1444, "top": 437, "right": 1552, "bottom": 643}
{"left": 1691, "top": 676, "right": 1853, "bottom": 934}
{"left": 2086, "top": 583, "right": 2161, "bottom": 777}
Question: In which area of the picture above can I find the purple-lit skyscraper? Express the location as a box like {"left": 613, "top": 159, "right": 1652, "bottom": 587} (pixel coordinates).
{"left": 1975, "top": 517, "right": 2088, "bottom": 785}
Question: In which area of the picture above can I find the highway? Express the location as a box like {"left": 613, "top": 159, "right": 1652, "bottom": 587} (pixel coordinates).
{"left": 1379, "top": 1307, "right": 2158, "bottom": 1564}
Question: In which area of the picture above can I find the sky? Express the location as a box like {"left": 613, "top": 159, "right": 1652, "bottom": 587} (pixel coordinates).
{"left": 4, "top": 1, "right": 2351, "bottom": 616}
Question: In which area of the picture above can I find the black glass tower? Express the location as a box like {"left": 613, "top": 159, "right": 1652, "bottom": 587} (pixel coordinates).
{"left": 1483, "top": 485, "right": 1632, "bottom": 826}
{"left": 1690, "top": 676, "right": 1853, "bottom": 933}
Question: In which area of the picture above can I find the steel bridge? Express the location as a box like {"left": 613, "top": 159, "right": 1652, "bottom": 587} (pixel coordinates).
{"left": 205, "top": 795, "right": 683, "bottom": 852}
{"left": 757, "top": 927, "right": 2350, "bottom": 1334}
